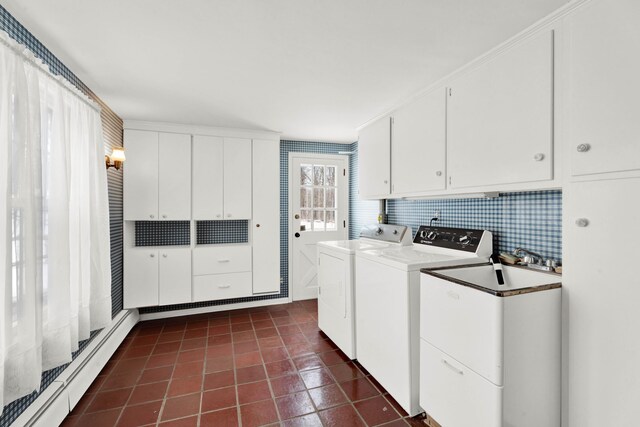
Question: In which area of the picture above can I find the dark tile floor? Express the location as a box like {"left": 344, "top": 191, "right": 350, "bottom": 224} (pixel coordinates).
{"left": 61, "top": 300, "right": 426, "bottom": 426}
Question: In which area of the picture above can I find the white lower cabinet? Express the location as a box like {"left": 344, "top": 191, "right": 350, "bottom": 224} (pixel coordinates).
{"left": 124, "top": 247, "right": 191, "bottom": 308}
{"left": 193, "top": 272, "right": 253, "bottom": 302}
{"left": 124, "top": 249, "right": 159, "bottom": 308}
{"left": 158, "top": 249, "right": 192, "bottom": 305}
{"left": 420, "top": 272, "right": 561, "bottom": 427}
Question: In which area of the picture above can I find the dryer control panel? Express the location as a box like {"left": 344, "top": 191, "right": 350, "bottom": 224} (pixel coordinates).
{"left": 413, "top": 226, "right": 491, "bottom": 253}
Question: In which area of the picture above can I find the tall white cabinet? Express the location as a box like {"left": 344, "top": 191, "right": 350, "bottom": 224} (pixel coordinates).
{"left": 123, "top": 123, "right": 281, "bottom": 310}
{"left": 563, "top": 1, "right": 640, "bottom": 425}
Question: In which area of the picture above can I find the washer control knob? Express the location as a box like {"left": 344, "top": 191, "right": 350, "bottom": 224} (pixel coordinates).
{"left": 427, "top": 231, "right": 438, "bottom": 240}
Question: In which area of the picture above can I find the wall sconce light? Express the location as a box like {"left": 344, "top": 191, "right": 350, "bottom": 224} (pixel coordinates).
{"left": 105, "top": 147, "right": 126, "bottom": 170}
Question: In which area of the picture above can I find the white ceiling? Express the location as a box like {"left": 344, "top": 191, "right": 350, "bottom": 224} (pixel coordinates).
{"left": 3, "top": 0, "right": 567, "bottom": 142}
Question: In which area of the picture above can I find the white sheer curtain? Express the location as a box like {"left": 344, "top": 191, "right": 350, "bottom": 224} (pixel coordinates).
{"left": 0, "top": 32, "right": 112, "bottom": 412}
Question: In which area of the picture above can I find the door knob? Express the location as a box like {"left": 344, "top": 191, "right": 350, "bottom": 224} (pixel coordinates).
{"left": 294, "top": 214, "right": 300, "bottom": 219}
{"left": 294, "top": 232, "right": 301, "bottom": 238}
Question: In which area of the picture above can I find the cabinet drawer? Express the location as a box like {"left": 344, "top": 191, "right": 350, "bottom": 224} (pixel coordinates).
{"left": 193, "top": 246, "right": 252, "bottom": 275}
{"left": 193, "top": 272, "right": 252, "bottom": 302}
{"left": 420, "top": 340, "right": 502, "bottom": 427}
{"left": 420, "top": 273, "right": 503, "bottom": 385}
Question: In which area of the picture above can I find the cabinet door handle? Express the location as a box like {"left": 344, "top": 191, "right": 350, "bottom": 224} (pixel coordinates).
{"left": 217, "top": 259, "right": 230, "bottom": 263}
{"left": 149, "top": 214, "right": 155, "bottom": 219}
{"left": 575, "top": 218, "right": 590, "bottom": 227}
{"left": 383, "top": 180, "right": 388, "bottom": 184}
{"left": 162, "top": 254, "right": 167, "bottom": 258}
{"left": 218, "top": 284, "right": 231, "bottom": 289}
{"left": 227, "top": 213, "right": 232, "bottom": 218}
{"left": 150, "top": 254, "right": 155, "bottom": 258}
{"left": 216, "top": 214, "right": 221, "bottom": 218}
{"left": 533, "top": 153, "right": 545, "bottom": 161}
{"left": 435, "top": 171, "right": 442, "bottom": 177}
{"left": 576, "top": 143, "right": 591, "bottom": 153}
{"left": 162, "top": 214, "right": 167, "bottom": 219}
{"left": 256, "top": 224, "right": 261, "bottom": 228}
{"left": 442, "top": 359, "right": 464, "bottom": 375}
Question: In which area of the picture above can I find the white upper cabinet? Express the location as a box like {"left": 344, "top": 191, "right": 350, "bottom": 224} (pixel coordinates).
{"left": 192, "top": 135, "right": 224, "bottom": 219}
{"left": 358, "top": 116, "right": 391, "bottom": 199}
{"left": 223, "top": 138, "right": 252, "bottom": 219}
{"left": 252, "top": 139, "right": 280, "bottom": 294}
{"left": 566, "top": 0, "right": 640, "bottom": 178}
{"left": 124, "top": 130, "right": 191, "bottom": 220}
{"left": 192, "top": 136, "right": 252, "bottom": 220}
{"left": 123, "top": 130, "right": 159, "bottom": 220}
{"left": 392, "top": 89, "right": 447, "bottom": 195}
{"left": 447, "top": 30, "right": 554, "bottom": 189}
{"left": 158, "top": 133, "right": 191, "bottom": 220}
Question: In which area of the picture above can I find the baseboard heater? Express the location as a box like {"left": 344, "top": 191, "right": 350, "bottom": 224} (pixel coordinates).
{"left": 13, "top": 309, "right": 139, "bottom": 427}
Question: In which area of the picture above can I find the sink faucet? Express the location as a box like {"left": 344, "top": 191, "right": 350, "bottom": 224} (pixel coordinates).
{"left": 513, "top": 248, "right": 544, "bottom": 265}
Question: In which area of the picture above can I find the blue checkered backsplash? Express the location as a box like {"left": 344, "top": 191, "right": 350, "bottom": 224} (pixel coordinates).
{"left": 387, "top": 191, "right": 562, "bottom": 262}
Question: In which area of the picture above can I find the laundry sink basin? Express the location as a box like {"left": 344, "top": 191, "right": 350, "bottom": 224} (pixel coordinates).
{"left": 421, "top": 263, "right": 561, "bottom": 296}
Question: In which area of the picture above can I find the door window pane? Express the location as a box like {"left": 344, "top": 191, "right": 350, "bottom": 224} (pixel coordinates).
{"left": 326, "top": 210, "right": 337, "bottom": 230}
{"left": 300, "top": 209, "right": 312, "bottom": 231}
{"left": 325, "top": 166, "right": 336, "bottom": 186}
{"left": 313, "top": 210, "right": 325, "bottom": 231}
{"left": 313, "top": 188, "right": 324, "bottom": 208}
{"left": 325, "top": 188, "right": 336, "bottom": 209}
{"left": 300, "top": 164, "right": 312, "bottom": 185}
{"left": 300, "top": 187, "right": 312, "bottom": 208}
{"left": 313, "top": 166, "right": 324, "bottom": 185}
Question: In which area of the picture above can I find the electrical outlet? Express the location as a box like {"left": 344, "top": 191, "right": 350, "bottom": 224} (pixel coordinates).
{"left": 434, "top": 210, "right": 441, "bottom": 220}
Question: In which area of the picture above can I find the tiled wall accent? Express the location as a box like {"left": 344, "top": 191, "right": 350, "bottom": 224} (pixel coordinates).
{"left": 387, "top": 190, "right": 562, "bottom": 261}
{"left": 135, "top": 221, "right": 191, "bottom": 246}
{"left": 0, "top": 5, "right": 124, "bottom": 424}
{"left": 196, "top": 220, "right": 249, "bottom": 245}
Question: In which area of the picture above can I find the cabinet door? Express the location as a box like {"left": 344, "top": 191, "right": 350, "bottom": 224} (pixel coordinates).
{"left": 124, "top": 249, "right": 158, "bottom": 308}
{"left": 123, "top": 130, "right": 158, "bottom": 220}
{"left": 567, "top": 0, "right": 640, "bottom": 177}
{"left": 252, "top": 139, "right": 280, "bottom": 294}
{"left": 358, "top": 117, "right": 391, "bottom": 199}
{"left": 158, "top": 132, "right": 191, "bottom": 220}
{"left": 158, "top": 248, "right": 192, "bottom": 305}
{"left": 192, "top": 135, "right": 224, "bottom": 220}
{"left": 564, "top": 178, "right": 640, "bottom": 426}
{"left": 447, "top": 30, "right": 554, "bottom": 189}
{"left": 392, "top": 89, "right": 446, "bottom": 194}
{"left": 223, "top": 138, "right": 252, "bottom": 219}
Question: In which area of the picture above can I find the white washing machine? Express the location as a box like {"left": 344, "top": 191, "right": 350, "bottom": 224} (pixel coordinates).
{"left": 317, "top": 224, "right": 412, "bottom": 359}
{"left": 355, "top": 225, "right": 493, "bottom": 416}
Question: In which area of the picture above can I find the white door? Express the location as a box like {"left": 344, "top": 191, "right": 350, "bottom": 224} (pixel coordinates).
{"left": 289, "top": 153, "right": 348, "bottom": 301}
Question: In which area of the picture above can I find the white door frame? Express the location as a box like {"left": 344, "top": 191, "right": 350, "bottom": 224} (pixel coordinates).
{"left": 288, "top": 152, "right": 349, "bottom": 301}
